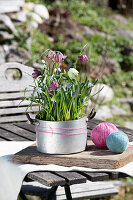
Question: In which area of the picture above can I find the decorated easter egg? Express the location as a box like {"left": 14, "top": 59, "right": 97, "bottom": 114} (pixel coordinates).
{"left": 91, "top": 122, "right": 118, "bottom": 148}
{"left": 106, "top": 131, "right": 129, "bottom": 154}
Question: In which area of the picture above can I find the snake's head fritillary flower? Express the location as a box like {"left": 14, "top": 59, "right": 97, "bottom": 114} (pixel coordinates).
{"left": 78, "top": 54, "right": 88, "bottom": 64}
{"left": 46, "top": 50, "right": 56, "bottom": 62}
{"left": 32, "top": 69, "right": 41, "bottom": 79}
{"left": 55, "top": 52, "right": 67, "bottom": 63}
{"left": 68, "top": 68, "right": 79, "bottom": 80}
{"left": 48, "top": 80, "right": 59, "bottom": 93}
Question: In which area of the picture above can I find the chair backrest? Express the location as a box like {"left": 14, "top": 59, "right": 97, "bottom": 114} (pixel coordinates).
{"left": 0, "top": 62, "right": 38, "bottom": 123}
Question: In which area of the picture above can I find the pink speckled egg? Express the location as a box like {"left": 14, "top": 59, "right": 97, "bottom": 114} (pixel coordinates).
{"left": 91, "top": 122, "right": 118, "bottom": 148}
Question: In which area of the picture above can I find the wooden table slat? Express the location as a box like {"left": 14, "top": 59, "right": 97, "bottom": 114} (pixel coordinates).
{"left": 0, "top": 124, "right": 35, "bottom": 141}
{"left": 14, "top": 123, "right": 35, "bottom": 133}
{"left": 87, "top": 119, "right": 104, "bottom": 127}
{"left": 118, "top": 172, "right": 129, "bottom": 178}
{"left": 27, "top": 172, "right": 66, "bottom": 187}
{"left": 53, "top": 172, "right": 87, "bottom": 185}
{"left": 78, "top": 172, "right": 109, "bottom": 182}
{"left": 0, "top": 136, "right": 10, "bottom": 141}
{"left": 118, "top": 126, "right": 133, "bottom": 137}
{"left": 127, "top": 136, "right": 133, "bottom": 142}
{"left": 0, "top": 127, "right": 28, "bottom": 141}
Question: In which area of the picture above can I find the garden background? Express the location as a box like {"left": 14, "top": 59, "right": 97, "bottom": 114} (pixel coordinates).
{"left": 0, "top": 0, "right": 133, "bottom": 199}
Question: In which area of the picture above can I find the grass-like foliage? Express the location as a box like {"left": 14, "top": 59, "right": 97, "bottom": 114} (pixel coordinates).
{"left": 23, "top": 49, "right": 97, "bottom": 121}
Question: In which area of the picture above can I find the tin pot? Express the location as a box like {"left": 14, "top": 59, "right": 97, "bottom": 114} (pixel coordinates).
{"left": 26, "top": 114, "right": 88, "bottom": 154}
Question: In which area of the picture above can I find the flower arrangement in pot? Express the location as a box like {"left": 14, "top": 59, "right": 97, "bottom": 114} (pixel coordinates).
{"left": 25, "top": 48, "right": 97, "bottom": 154}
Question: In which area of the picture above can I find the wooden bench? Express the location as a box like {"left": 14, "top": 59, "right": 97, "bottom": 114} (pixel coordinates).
{"left": 22, "top": 180, "right": 121, "bottom": 200}
{"left": 0, "top": 62, "right": 37, "bottom": 123}
{"left": 0, "top": 62, "right": 123, "bottom": 199}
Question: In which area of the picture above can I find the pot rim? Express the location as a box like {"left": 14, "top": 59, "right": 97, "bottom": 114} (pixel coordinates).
{"left": 35, "top": 116, "right": 87, "bottom": 123}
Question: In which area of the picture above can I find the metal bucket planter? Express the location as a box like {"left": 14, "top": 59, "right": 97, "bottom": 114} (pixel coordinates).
{"left": 27, "top": 114, "right": 88, "bottom": 154}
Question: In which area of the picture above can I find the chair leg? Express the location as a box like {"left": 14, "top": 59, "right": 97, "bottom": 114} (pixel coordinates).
{"left": 64, "top": 185, "right": 72, "bottom": 200}
{"left": 46, "top": 186, "right": 58, "bottom": 200}
{"left": 19, "top": 191, "right": 28, "bottom": 200}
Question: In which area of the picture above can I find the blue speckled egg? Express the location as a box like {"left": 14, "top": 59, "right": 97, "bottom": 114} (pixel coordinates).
{"left": 106, "top": 131, "right": 129, "bottom": 154}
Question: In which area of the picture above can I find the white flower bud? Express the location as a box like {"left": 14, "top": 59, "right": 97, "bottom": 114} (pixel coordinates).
{"left": 68, "top": 68, "right": 79, "bottom": 80}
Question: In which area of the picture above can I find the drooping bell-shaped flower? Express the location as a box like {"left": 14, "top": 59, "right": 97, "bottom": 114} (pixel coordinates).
{"left": 78, "top": 54, "right": 88, "bottom": 64}
{"left": 55, "top": 52, "right": 67, "bottom": 63}
{"left": 46, "top": 50, "right": 56, "bottom": 62}
{"left": 48, "top": 80, "right": 59, "bottom": 93}
{"left": 32, "top": 69, "right": 41, "bottom": 79}
{"left": 68, "top": 68, "right": 79, "bottom": 80}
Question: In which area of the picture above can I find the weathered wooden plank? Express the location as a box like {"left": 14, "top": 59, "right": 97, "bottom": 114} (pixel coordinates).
{"left": 117, "top": 125, "right": 133, "bottom": 136}
{"left": 0, "top": 91, "right": 32, "bottom": 100}
{"left": 87, "top": 119, "right": 105, "bottom": 131}
{"left": 14, "top": 123, "right": 35, "bottom": 133}
{"left": 24, "top": 180, "right": 117, "bottom": 200}
{"left": 13, "top": 140, "right": 133, "bottom": 169}
{"left": 0, "top": 106, "right": 38, "bottom": 115}
{"left": 0, "top": 63, "right": 34, "bottom": 92}
{"left": 57, "top": 181, "right": 118, "bottom": 195}
{"left": 0, "top": 6, "right": 20, "bottom": 14}
{"left": 88, "top": 119, "right": 104, "bottom": 127}
{"left": 104, "top": 172, "right": 119, "bottom": 179}
{"left": 21, "top": 182, "right": 47, "bottom": 197}
{"left": 118, "top": 172, "right": 129, "bottom": 178}
{"left": 79, "top": 172, "right": 109, "bottom": 182}
{"left": 56, "top": 187, "right": 118, "bottom": 200}
{"left": 22, "top": 181, "right": 120, "bottom": 200}
{"left": 127, "top": 135, "right": 133, "bottom": 142}
{"left": 87, "top": 129, "right": 91, "bottom": 137}
{"left": 0, "top": 127, "right": 28, "bottom": 141}
{"left": 0, "top": 124, "right": 35, "bottom": 141}
{"left": 0, "top": 99, "right": 35, "bottom": 108}
{"left": 53, "top": 172, "right": 86, "bottom": 185}
{"left": 0, "top": 136, "right": 9, "bottom": 141}
{"left": 0, "top": 114, "right": 35, "bottom": 123}
{"left": 27, "top": 172, "right": 66, "bottom": 187}
{"left": 0, "top": 0, "right": 25, "bottom": 7}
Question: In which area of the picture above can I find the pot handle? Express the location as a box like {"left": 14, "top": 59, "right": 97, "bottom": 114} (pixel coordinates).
{"left": 26, "top": 113, "right": 39, "bottom": 126}
{"left": 87, "top": 108, "right": 96, "bottom": 120}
